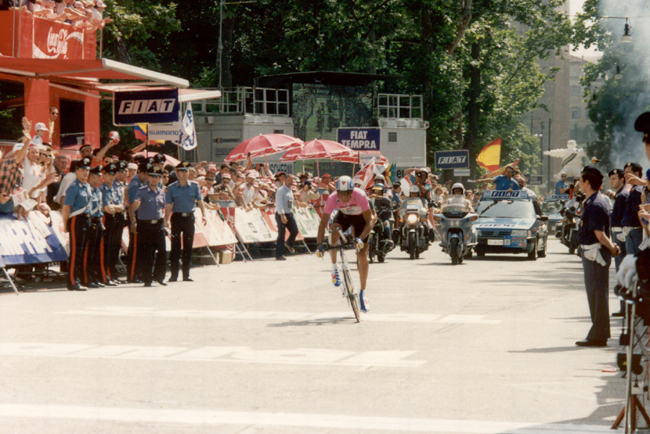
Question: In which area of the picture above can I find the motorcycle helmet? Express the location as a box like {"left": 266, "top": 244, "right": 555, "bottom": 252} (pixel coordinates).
{"left": 372, "top": 183, "right": 385, "bottom": 195}
{"left": 409, "top": 185, "right": 420, "bottom": 195}
{"left": 335, "top": 175, "right": 354, "bottom": 192}
{"left": 374, "top": 174, "right": 386, "bottom": 183}
{"left": 451, "top": 182, "right": 465, "bottom": 195}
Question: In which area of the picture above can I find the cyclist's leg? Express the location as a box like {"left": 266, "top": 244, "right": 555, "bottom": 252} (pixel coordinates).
{"left": 358, "top": 241, "right": 370, "bottom": 290}
{"left": 329, "top": 224, "right": 341, "bottom": 264}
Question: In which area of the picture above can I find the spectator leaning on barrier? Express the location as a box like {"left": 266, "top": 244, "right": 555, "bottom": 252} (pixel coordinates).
{"left": 299, "top": 179, "right": 320, "bottom": 205}
{"left": 47, "top": 154, "right": 68, "bottom": 209}
{"left": 164, "top": 161, "right": 207, "bottom": 283}
{"left": 0, "top": 119, "right": 32, "bottom": 215}
{"left": 131, "top": 165, "right": 167, "bottom": 287}
{"left": 275, "top": 174, "right": 299, "bottom": 260}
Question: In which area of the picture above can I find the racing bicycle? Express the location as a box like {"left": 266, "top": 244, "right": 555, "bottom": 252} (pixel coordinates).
{"left": 318, "top": 227, "right": 361, "bottom": 323}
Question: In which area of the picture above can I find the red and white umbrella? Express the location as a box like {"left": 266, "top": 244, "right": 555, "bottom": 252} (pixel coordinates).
{"left": 280, "top": 139, "right": 354, "bottom": 162}
{"left": 225, "top": 134, "right": 303, "bottom": 163}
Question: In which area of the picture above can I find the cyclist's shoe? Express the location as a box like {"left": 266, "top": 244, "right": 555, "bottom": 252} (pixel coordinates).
{"left": 359, "top": 290, "right": 369, "bottom": 313}
{"left": 331, "top": 269, "right": 341, "bottom": 287}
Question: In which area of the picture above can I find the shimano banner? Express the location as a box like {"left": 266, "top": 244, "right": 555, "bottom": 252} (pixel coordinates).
{"left": 435, "top": 150, "right": 469, "bottom": 169}
{"left": 113, "top": 89, "right": 180, "bottom": 126}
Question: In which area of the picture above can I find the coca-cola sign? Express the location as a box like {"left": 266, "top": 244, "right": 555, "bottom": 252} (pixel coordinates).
{"left": 33, "top": 22, "right": 84, "bottom": 59}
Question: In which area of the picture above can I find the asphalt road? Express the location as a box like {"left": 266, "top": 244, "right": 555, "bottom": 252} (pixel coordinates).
{"left": 0, "top": 239, "right": 628, "bottom": 433}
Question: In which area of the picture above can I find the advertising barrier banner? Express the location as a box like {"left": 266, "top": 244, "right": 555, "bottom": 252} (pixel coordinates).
{"left": 293, "top": 206, "right": 320, "bottom": 238}
{"left": 262, "top": 207, "right": 304, "bottom": 242}
{"left": 234, "top": 208, "right": 276, "bottom": 243}
{"left": 0, "top": 213, "right": 68, "bottom": 266}
{"left": 194, "top": 209, "right": 238, "bottom": 247}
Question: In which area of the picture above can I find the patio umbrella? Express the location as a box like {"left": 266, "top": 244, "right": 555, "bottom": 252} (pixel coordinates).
{"left": 225, "top": 134, "right": 303, "bottom": 163}
{"left": 134, "top": 151, "right": 180, "bottom": 166}
{"left": 280, "top": 139, "right": 355, "bottom": 162}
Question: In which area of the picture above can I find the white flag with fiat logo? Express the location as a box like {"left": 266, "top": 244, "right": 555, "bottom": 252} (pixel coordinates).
{"left": 179, "top": 104, "right": 197, "bottom": 151}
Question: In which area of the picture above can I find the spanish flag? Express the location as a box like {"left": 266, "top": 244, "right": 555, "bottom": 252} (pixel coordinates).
{"left": 476, "top": 138, "right": 501, "bottom": 172}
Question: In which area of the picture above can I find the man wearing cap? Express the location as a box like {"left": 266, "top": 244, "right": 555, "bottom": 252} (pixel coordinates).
{"left": 164, "top": 161, "right": 208, "bottom": 282}
{"left": 83, "top": 165, "right": 110, "bottom": 288}
{"left": 609, "top": 168, "right": 628, "bottom": 317}
{"left": 575, "top": 166, "right": 620, "bottom": 347}
{"left": 131, "top": 165, "right": 167, "bottom": 287}
{"left": 31, "top": 122, "right": 49, "bottom": 146}
{"left": 125, "top": 162, "right": 149, "bottom": 283}
{"left": 61, "top": 157, "right": 94, "bottom": 291}
{"left": 100, "top": 163, "right": 125, "bottom": 285}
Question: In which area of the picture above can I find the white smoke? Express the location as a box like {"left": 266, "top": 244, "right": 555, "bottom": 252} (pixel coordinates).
{"left": 595, "top": 1, "right": 650, "bottom": 171}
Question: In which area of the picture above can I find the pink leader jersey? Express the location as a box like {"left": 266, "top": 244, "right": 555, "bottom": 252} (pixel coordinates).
{"left": 323, "top": 188, "right": 370, "bottom": 215}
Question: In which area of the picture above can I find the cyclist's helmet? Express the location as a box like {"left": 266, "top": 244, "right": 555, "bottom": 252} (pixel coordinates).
{"left": 335, "top": 175, "right": 354, "bottom": 192}
{"left": 409, "top": 185, "right": 420, "bottom": 195}
{"left": 451, "top": 182, "right": 465, "bottom": 195}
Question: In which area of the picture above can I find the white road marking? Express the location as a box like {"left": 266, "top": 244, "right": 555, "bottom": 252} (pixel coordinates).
{"left": 0, "top": 343, "right": 425, "bottom": 367}
{"left": 0, "top": 404, "right": 611, "bottom": 433}
{"left": 59, "top": 307, "right": 501, "bottom": 324}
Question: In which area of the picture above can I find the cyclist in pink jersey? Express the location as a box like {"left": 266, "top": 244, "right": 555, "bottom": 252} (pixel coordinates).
{"left": 317, "top": 176, "right": 373, "bottom": 312}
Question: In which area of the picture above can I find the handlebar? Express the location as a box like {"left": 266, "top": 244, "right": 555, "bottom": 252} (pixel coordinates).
{"left": 319, "top": 242, "right": 357, "bottom": 252}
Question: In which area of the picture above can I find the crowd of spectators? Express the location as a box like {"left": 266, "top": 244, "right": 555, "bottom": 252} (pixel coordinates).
{"left": 1, "top": 0, "right": 112, "bottom": 31}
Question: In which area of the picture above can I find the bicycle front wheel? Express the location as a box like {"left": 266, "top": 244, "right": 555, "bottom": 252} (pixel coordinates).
{"left": 342, "top": 267, "right": 360, "bottom": 323}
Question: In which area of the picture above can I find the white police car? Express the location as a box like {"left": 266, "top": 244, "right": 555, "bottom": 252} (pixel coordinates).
{"left": 474, "top": 190, "right": 548, "bottom": 260}
{"left": 542, "top": 194, "right": 568, "bottom": 235}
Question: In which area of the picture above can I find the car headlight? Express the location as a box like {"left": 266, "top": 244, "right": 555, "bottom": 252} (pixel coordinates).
{"left": 407, "top": 214, "right": 418, "bottom": 225}
{"left": 511, "top": 229, "right": 526, "bottom": 237}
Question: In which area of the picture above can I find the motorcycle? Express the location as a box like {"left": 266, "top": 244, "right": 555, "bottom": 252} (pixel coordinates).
{"left": 368, "top": 201, "right": 398, "bottom": 263}
{"left": 434, "top": 196, "right": 478, "bottom": 265}
{"left": 557, "top": 205, "right": 580, "bottom": 255}
{"left": 398, "top": 198, "right": 431, "bottom": 259}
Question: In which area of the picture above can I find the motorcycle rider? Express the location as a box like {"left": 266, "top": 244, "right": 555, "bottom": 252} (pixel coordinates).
{"left": 370, "top": 183, "right": 395, "bottom": 251}
{"left": 316, "top": 176, "right": 373, "bottom": 312}
{"left": 401, "top": 185, "right": 432, "bottom": 241}
{"left": 449, "top": 183, "right": 475, "bottom": 213}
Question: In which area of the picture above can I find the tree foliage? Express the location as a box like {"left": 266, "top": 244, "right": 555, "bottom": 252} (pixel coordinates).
{"left": 99, "top": 0, "right": 576, "bottom": 174}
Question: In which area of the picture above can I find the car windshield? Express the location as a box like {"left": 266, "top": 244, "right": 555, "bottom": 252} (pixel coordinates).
{"left": 476, "top": 199, "right": 536, "bottom": 219}
{"left": 542, "top": 201, "right": 562, "bottom": 214}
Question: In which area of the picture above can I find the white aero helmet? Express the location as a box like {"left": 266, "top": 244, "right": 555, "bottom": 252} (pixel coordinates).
{"left": 451, "top": 182, "right": 465, "bottom": 195}
{"left": 335, "top": 175, "right": 354, "bottom": 192}
{"left": 409, "top": 185, "right": 420, "bottom": 194}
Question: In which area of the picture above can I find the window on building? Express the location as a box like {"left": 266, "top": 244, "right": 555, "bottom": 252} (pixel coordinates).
{"left": 570, "top": 85, "right": 582, "bottom": 96}
{"left": 571, "top": 107, "right": 581, "bottom": 119}
{"left": 388, "top": 132, "right": 397, "bottom": 142}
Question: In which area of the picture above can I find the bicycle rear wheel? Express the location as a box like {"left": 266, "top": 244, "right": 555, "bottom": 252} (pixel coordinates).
{"left": 342, "top": 267, "right": 361, "bottom": 323}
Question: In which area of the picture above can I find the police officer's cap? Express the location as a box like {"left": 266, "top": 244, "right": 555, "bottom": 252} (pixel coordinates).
{"left": 149, "top": 166, "right": 163, "bottom": 177}
{"left": 138, "top": 162, "right": 151, "bottom": 173}
{"left": 117, "top": 160, "right": 128, "bottom": 171}
{"left": 133, "top": 155, "right": 147, "bottom": 164}
{"left": 176, "top": 161, "right": 192, "bottom": 171}
{"left": 635, "top": 112, "right": 650, "bottom": 141}
{"left": 77, "top": 157, "right": 92, "bottom": 170}
{"left": 152, "top": 153, "right": 166, "bottom": 164}
{"left": 89, "top": 165, "right": 103, "bottom": 175}
{"left": 103, "top": 163, "right": 119, "bottom": 175}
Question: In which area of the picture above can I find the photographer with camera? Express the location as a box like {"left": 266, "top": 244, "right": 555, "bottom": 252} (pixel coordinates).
{"left": 575, "top": 166, "right": 620, "bottom": 347}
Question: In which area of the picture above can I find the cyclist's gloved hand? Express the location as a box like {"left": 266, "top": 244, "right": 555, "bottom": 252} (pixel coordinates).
{"left": 316, "top": 243, "right": 326, "bottom": 258}
{"left": 354, "top": 237, "right": 364, "bottom": 252}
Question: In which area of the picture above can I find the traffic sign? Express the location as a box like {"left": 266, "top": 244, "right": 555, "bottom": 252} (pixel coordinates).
{"left": 454, "top": 168, "right": 470, "bottom": 177}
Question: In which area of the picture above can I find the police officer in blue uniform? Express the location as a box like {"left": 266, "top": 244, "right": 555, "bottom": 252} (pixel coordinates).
{"left": 125, "top": 161, "right": 149, "bottom": 283}
{"left": 84, "top": 164, "right": 110, "bottom": 288}
{"left": 100, "top": 163, "right": 125, "bottom": 285}
{"left": 575, "top": 166, "right": 620, "bottom": 347}
{"left": 164, "top": 161, "right": 208, "bottom": 282}
{"left": 608, "top": 168, "right": 628, "bottom": 317}
{"left": 622, "top": 162, "right": 644, "bottom": 256}
{"left": 131, "top": 164, "right": 167, "bottom": 287}
{"left": 61, "top": 157, "right": 93, "bottom": 291}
